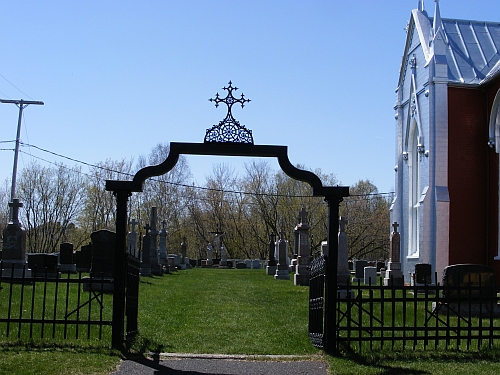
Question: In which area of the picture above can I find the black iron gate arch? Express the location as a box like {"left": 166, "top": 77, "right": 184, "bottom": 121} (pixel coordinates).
{"left": 105, "top": 82, "right": 349, "bottom": 352}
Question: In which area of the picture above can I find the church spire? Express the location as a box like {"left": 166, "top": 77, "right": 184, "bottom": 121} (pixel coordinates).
{"left": 418, "top": 0, "right": 425, "bottom": 13}
{"left": 432, "top": 0, "right": 442, "bottom": 36}
{"left": 418, "top": 0, "right": 428, "bottom": 17}
{"left": 430, "top": 0, "right": 447, "bottom": 47}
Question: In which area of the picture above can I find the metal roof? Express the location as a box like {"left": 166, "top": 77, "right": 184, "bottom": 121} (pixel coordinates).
{"left": 441, "top": 18, "right": 500, "bottom": 85}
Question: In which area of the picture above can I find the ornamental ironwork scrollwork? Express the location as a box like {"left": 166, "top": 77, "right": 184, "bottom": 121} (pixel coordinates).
{"left": 204, "top": 81, "right": 254, "bottom": 144}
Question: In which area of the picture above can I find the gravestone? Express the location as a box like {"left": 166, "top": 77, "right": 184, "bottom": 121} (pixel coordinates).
{"left": 384, "top": 222, "right": 404, "bottom": 286}
{"left": 179, "top": 238, "right": 187, "bottom": 270}
{"left": 321, "top": 240, "right": 328, "bottom": 256}
{"left": 337, "top": 217, "right": 351, "bottom": 287}
{"left": 128, "top": 218, "right": 138, "bottom": 257}
{"left": 76, "top": 243, "right": 92, "bottom": 272}
{"left": 158, "top": 220, "right": 168, "bottom": 263}
{"left": 376, "top": 261, "right": 385, "bottom": 272}
{"left": 90, "top": 229, "right": 115, "bottom": 278}
{"left": 364, "top": 266, "right": 377, "bottom": 285}
{"left": 266, "top": 235, "right": 277, "bottom": 275}
{"left": 236, "top": 261, "right": 247, "bottom": 269}
{"left": 149, "top": 207, "right": 162, "bottom": 276}
{"left": 158, "top": 220, "right": 169, "bottom": 273}
{"left": 203, "top": 243, "right": 213, "bottom": 267}
{"left": 252, "top": 259, "right": 260, "bottom": 269}
{"left": 244, "top": 259, "right": 251, "bottom": 269}
{"left": 433, "top": 264, "right": 500, "bottom": 318}
{"left": 1, "top": 199, "right": 31, "bottom": 278}
{"left": 294, "top": 207, "right": 311, "bottom": 286}
{"left": 168, "top": 254, "right": 180, "bottom": 270}
{"left": 352, "top": 260, "right": 368, "bottom": 283}
{"left": 274, "top": 232, "right": 290, "bottom": 280}
{"left": 140, "top": 224, "right": 152, "bottom": 276}
{"left": 219, "top": 243, "right": 227, "bottom": 268}
{"left": 59, "top": 242, "right": 76, "bottom": 273}
{"left": 442, "top": 264, "right": 496, "bottom": 300}
{"left": 414, "top": 263, "right": 432, "bottom": 285}
{"left": 28, "top": 253, "right": 59, "bottom": 278}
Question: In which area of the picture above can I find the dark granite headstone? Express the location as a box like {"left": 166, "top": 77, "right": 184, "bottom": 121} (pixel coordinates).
{"left": 2, "top": 199, "right": 26, "bottom": 262}
{"left": 28, "top": 253, "right": 59, "bottom": 277}
{"left": 90, "top": 230, "right": 115, "bottom": 278}
{"left": 354, "top": 260, "right": 368, "bottom": 279}
{"left": 442, "top": 264, "right": 496, "bottom": 300}
{"left": 76, "top": 243, "right": 92, "bottom": 272}
{"left": 376, "top": 262, "right": 385, "bottom": 272}
{"left": 2, "top": 224, "right": 26, "bottom": 261}
{"left": 59, "top": 242, "right": 75, "bottom": 264}
{"left": 415, "top": 263, "right": 432, "bottom": 285}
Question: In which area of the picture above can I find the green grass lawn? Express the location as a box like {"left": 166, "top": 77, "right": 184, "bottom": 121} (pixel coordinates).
{"left": 1, "top": 268, "right": 500, "bottom": 375}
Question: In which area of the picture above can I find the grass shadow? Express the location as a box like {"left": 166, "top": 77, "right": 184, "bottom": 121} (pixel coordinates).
{"left": 329, "top": 345, "right": 500, "bottom": 375}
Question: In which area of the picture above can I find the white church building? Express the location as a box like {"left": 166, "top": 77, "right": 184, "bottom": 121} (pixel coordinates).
{"left": 391, "top": 0, "right": 500, "bottom": 284}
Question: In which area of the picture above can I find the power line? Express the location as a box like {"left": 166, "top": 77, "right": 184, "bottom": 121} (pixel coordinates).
{"left": 0, "top": 73, "right": 34, "bottom": 100}
{"left": 3, "top": 141, "right": 395, "bottom": 199}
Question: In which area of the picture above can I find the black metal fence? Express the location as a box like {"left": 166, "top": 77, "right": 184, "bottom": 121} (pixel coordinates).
{"left": 0, "top": 261, "right": 113, "bottom": 341}
{"left": 308, "top": 254, "right": 326, "bottom": 348}
{"left": 335, "top": 277, "right": 500, "bottom": 352}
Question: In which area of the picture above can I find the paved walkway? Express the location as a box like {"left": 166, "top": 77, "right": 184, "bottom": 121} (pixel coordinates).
{"left": 110, "top": 353, "right": 329, "bottom": 375}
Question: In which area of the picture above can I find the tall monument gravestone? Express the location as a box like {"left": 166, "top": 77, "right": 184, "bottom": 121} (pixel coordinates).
{"left": 384, "top": 222, "right": 404, "bottom": 286}
{"left": 140, "top": 224, "right": 152, "bottom": 276}
{"left": 274, "top": 232, "right": 290, "bottom": 280}
{"left": 179, "top": 237, "right": 187, "bottom": 270}
{"left": 294, "top": 207, "right": 311, "bottom": 286}
{"left": 149, "top": 207, "right": 162, "bottom": 275}
{"left": 1, "top": 199, "right": 30, "bottom": 277}
{"left": 128, "top": 218, "right": 138, "bottom": 257}
{"left": 266, "top": 234, "right": 277, "bottom": 275}
{"left": 337, "top": 217, "right": 351, "bottom": 287}
{"left": 158, "top": 220, "right": 168, "bottom": 269}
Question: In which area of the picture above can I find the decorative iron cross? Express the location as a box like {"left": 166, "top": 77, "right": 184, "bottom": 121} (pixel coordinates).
{"left": 205, "top": 81, "right": 254, "bottom": 144}
{"left": 209, "top": 81, "right": 251, "bottom": 111}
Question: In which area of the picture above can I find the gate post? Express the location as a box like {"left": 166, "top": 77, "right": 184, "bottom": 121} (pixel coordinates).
{"left": 112, "top": 190, "right": 130, "bottom": 349}
{"left": 323, "top": 195, "right": 342, "bottom": 353}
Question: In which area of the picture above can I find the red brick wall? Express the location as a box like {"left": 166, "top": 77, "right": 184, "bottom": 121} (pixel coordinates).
{"left": 448, "top": 87, "right": 489, "bottom": 265}
{"left": 484, "top": 79, "right": 500, "bottom": 283}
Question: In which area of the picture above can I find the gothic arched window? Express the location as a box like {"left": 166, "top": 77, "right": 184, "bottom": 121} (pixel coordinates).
{"left": 408, "top": 119, "right": 420, "bottom": 258}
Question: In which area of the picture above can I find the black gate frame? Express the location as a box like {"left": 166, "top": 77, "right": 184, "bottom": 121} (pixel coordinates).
{"left": 106, "top": 141, "right": 349, "bottom": 351}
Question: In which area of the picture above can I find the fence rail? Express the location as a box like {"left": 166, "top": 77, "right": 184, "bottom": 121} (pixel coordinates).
{"left": 0, "top": 261, "right": 113, "bottom": 341}
{"left": 336, "top": 278, "right": 500, "bottom": 352}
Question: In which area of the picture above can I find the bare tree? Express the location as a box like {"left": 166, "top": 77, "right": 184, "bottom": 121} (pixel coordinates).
{"left": 130, "top": 143, "right": 191, "bottom": 252}
{"left": 17, "top": 162, "right": 86, "bottom": 253}
{"left": 340, "top": 180, "right": 391, "bottom": 260}
{"left": 79, "top": 158, "right": 134, "bottom": 235}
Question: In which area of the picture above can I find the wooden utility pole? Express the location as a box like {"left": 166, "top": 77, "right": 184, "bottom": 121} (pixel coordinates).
{"left": 1, "top": 99, "right": 44, "bottom": 219}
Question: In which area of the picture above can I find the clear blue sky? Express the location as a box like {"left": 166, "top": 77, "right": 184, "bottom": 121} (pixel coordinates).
{"left": 2, "top": 0, "right": 500, "bottom": 195}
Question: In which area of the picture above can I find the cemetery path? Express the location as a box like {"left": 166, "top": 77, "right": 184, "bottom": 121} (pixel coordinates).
{"left": 110, "top": 353, "right": 329, "bottom": 375}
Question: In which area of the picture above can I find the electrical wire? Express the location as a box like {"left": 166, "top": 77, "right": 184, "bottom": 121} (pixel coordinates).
{"left": 5, "top": 141, "right": 395, "bottom": 200}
